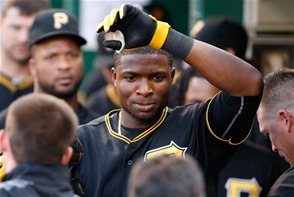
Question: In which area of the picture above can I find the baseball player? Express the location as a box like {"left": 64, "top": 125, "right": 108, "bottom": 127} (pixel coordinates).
{"left": 73, "top": 4, "right": 263, "bottom": 197}
{"left": 0, "top": 0, "right": 49, "bottom": 112}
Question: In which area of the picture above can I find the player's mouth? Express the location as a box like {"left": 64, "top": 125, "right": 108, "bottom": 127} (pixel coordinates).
{"left": 56, "top": 76, "right": 73, "bottom": 85}
{"left": 133, "top": 103, "right": 155, "bottom": 112}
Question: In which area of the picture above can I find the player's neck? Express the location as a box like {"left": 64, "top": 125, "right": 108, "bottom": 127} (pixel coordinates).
{"left": 0, "top": 54, "right": 31, "bottom": 80}
{"left": 63, "top": 95, "right": 79, "bottom": 113}
{"left": 120, "top": 108, "right": 167, "bottom": 129}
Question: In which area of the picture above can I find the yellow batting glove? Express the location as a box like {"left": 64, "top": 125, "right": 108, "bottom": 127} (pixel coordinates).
{"left": 96, "top": 4, "right": 170, "bottom": 51}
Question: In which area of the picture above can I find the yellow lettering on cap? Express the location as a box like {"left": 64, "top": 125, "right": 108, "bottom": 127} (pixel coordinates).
{"left": 53, "top": 12, "right": 69, "bottom": 29}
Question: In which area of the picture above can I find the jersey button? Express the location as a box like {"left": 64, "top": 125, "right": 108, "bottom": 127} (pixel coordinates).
{"left": 124, "top": 145, "right": 128, "bottom": 150}
{"left": 127, "top": 160, "right": 133, "bottom": 165}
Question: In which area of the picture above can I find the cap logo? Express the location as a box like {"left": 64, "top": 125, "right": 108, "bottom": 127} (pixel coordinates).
{"left": 53, "top": 12, "right": 69, "bottom": 29}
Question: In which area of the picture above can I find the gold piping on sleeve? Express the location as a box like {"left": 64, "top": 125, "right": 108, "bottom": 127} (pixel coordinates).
{"left": 205, "top": 92, "right": 253, "bottom": 145}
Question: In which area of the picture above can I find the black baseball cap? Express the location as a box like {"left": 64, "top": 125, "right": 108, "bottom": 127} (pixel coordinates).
{"left": 29, "top": 9, "right": 87, "bottom": 47}
{"left": 190, "top": 16, "right": 248, "bottom": 58}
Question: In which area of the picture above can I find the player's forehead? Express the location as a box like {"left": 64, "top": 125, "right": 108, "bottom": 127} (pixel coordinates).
{"left": 3, "top": 6, "right": 33, "bottom": 18}
{"left": 120, "top": 53, "right": 169, "bottom": 64}
{"left": 32, "top": 36, "right": 80, "bottom": 52}
{"left": 116, "top": 54, "right": 171, "bottom": 75}
{"left": 2, "top": 7, "right": 35, "bottom": 26}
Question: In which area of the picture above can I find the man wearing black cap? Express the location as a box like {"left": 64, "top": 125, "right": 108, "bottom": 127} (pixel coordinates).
{"left": 0, "top": 8, "right": 100, "bottom": 195}
{"left": 0, "top": 8, "right": 100, "bottom": 128}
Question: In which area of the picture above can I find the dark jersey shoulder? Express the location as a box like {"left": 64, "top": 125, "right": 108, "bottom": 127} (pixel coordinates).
{"left": 0, "top": 74, "right": 34, "bottom": 111}
{"left": 267, "top": 166, "right": 294, "bottom": 196}
{"left": 218, "top": 140, "right": 287, "bottom": 197}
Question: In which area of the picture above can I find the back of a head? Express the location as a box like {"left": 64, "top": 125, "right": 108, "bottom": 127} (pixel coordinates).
{"left": 128, "top": 154, "right": 206, "bottom": 197}
{"left": 190, "top": 16, "right": 248, "bottom": 59}
{"left": 1, "top": 0, "right": 49, "bottom": 17}
{"left": 261, "top": 68, "right": 294, "bottom": 115}
{"left": 5, "top": 94, "right": 78, "bottom": 164}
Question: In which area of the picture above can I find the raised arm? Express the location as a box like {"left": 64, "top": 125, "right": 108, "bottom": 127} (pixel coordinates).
{"left": 184, "top": 41, "right": 263, "bottom": 96}
{"left": 97, "top": 4, "right": 263, "bottom": 97}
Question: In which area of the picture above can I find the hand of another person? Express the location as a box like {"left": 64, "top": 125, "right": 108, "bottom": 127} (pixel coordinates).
{"left": 96, "top": 4, "right": 170, "bottom": 51}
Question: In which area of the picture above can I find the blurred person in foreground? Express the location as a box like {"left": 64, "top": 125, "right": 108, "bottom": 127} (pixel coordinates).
{"left": 128, "top": 154, "right": 206, "bottom": 197}
{"left": 0, "top": 94, "right": 78, "bottom": 197}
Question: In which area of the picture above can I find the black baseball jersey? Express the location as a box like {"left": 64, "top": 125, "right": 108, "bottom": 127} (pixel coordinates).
{"left": 0, "top": 163, "right": 76, "bottom": 197}
{"left": 75, "top": 91, "right": 261, "bottom": 197}
{"left": 267, "top": 166, "right": 294, "bottom": 196}
{"left": 77, "top": 103, "right": 101, "bottom": 125}
{"left": 0, "top": 73, "right": 34, "bottom": 111}
{"left": 218, "top": 141, "right": 288, "bottom": 197}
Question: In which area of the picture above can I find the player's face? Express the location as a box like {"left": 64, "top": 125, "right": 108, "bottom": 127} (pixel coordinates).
{"left": 0, "top": 7, "right": 36, "bottom": 64}
{"left": 29, "top": 36, "right": 84, "bottom": 99}
{"left": 184, "top": 76, "right": 220, "bottom": 104}
{"left": 257, "top": 107, "right": 294, "bottom": 165}
{"left": 113, "top": 53, "right": 174, "bottom": 126}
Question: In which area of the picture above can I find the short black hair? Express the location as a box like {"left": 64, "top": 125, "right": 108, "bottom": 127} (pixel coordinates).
{"left": 114, "top": 46, "right": 173, "bottom": 67}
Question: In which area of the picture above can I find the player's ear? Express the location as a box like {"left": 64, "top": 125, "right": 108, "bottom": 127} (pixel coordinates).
{"left": 278, "top": 110, "right": 293, "bottom": 133}
{"left": 28, "top": 58, "right": 37, "bottom": 77}
{"left": 112, "top": 67, "right": 117, "bottom": 87}
{"left": 0, "top": 129, "right": 8, "bottom": 152}
{"left": 171, "top": 67, "right": 176, "bottom": 82}
{"left": 60, "top": 146, "right": 73, "bottom": 165}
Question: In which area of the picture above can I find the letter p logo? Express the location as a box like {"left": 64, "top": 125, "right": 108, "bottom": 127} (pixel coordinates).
{"left": 53, "top": 12, "right": 69, "bottom": 29}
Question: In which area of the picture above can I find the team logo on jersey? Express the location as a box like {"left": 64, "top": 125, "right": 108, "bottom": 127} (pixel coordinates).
{"left": 144, "top": 141, "right": 187, "bottom": 160}
{"left": 225, "top": 177, "right": 262, "bottom": 197}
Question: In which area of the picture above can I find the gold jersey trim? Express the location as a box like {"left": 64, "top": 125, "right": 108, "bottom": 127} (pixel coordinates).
{"left": 0, "top": 74, "right": 34, "bottom": 92}
{"left": 105, "top": 107, "right": 168, "bottom": 144}
{"left": 205, "top": 92, "right": 253, "bottom": 145}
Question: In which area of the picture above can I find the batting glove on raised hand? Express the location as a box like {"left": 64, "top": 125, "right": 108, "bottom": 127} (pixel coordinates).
{"left": 96, "top": 4, "right": 170, "bottom": 51}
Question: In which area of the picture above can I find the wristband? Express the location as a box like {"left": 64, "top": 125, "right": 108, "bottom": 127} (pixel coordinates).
{"left": 149, "top": 20, "right": 170, "bottom": 49}
{"left": 162, "top": 28, "right": 194, "bottom": 60}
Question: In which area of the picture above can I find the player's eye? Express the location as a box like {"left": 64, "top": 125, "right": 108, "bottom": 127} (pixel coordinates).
{"left": 126, "top": 76, "right": 136, "bottom": 82}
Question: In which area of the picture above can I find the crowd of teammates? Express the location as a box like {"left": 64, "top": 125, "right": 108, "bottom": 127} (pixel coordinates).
{"left": 0, "top": 1, "right": 294, "bottom": 197}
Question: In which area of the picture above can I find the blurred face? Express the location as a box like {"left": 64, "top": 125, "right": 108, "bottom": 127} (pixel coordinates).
{"left": 184, "top": 76, "right": 220, "bottom": 104}
{"left": 29, "top": 36, "right": 84, "bottom": 99}
{"left": 113, "top": 54, "right": 174, "bottom": 126}
{"left": 257, "top": 107, "right": 294, "bottom": 165}
{"left": 0, "top": 7, "right": 36, "bottom": 63}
